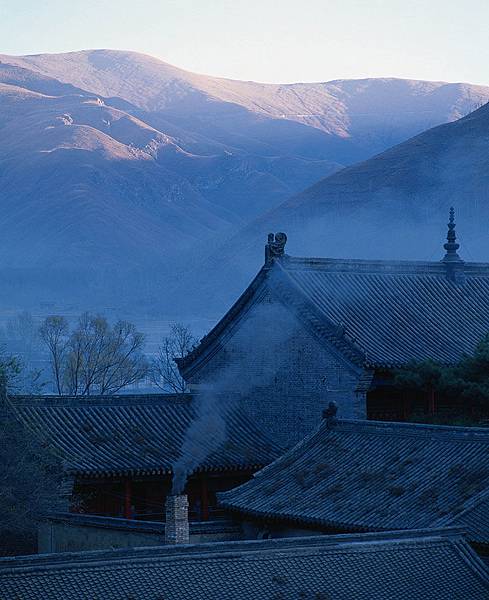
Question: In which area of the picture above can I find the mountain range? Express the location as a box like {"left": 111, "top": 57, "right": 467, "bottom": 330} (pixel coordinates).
{"left": 0, "top": 49, "right": 488, "bottom": 310}
{"left": 177, "top": 100, "right": 489, "bottom": 314}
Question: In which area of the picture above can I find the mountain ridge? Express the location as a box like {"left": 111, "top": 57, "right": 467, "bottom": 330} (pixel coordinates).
{"left": 4, "top": 50, "right": 488, "bottom": 138}
{"left": 0, "top": 49, "right": 488, "bottom": 310}
{"left": 171, "top": 100, "right": 489, "bottom": 315}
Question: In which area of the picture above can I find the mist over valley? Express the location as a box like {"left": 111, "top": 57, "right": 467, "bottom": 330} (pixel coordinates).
{"left": 0, "top": 49, "right": 488, "bottom": 321}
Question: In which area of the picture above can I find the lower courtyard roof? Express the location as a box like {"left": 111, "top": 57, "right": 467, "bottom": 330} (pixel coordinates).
{"left": 9, "top": 393, "right": 283, "bottom": 477}
{"left": 219, "top": 418, "right": 489, "bottom": 544}
{"left": 1, "top": 529, "right": 487, "bottom": 599}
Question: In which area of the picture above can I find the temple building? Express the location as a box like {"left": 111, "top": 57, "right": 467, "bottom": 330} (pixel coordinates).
{"left": 178, "top": 210, "right": 489, "bottom": 446}
{"left": 9, "top": 393, "right": 282, "bottom": 522}
{"left": 219, "top": 411, "right": 489, "bottom": 558}
{"left": 6, "top": 211, "right": 489, "bottom": 596}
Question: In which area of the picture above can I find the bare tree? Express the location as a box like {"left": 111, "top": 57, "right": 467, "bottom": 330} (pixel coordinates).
{"left": 150, "top": 323, "right": 195, "bottom": 393}
{"left": 63, "top": 313, "right": 108, "bottom": 396}
{"left": 39, "top": 313, "right": 148, "bottom": 396}
{"left": 39, "top": 316, "right": 69, "bottom": 395}
{"left": 96, "top": 320, "right": 147, "bottom": 394}
{"left": 0, "top": 354, "right": 63, "bottom": 555}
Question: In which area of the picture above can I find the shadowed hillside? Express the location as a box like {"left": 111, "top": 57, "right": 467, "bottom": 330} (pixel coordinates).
{"left": 0, "top": 49, "right": 488, "bottom": 309}
{"left": 171, "top": 101, "right": 489, "bottom": 316}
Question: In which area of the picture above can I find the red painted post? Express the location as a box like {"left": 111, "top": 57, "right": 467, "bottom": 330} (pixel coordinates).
{"left": 201, "top": 476, "right": 209, "bottom": 521}
{"left": 402, "top": 391, "right": 408, "bottom": 421}
{"left": 124, "top": 479, "right": 132, "bottom": 520}
{"left": 429, "top": 388, "right": 436, "bottom": 416}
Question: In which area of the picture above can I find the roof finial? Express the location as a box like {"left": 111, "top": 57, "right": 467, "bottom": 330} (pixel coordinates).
{"left": 265, "top": 232, "right": 287, "bottom": 265}
{"left": 442, "top": 207, "right": 461, "bottom": 263}
{"left": 322, "top": 401, "right": 338, "bottom": 428}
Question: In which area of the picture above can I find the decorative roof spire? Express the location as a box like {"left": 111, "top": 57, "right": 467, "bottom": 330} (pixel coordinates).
{"left": 442, "top": 207, "right": 462, "bottom": 263}
{"left": 442, "top": 208, "right": 465, "bottom": 284}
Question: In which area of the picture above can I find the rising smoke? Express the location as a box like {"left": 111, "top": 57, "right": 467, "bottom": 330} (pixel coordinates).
{"left": 170, "top": 296, "right": 297, "bottom": 494}
{"left": 171, "top": 390, "right": 227, "bottom": 495}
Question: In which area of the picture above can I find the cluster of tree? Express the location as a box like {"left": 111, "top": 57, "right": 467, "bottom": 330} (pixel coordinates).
{"left": 0, "top": 311, "right": 196, "bottom": 395}
{"left": 0, "top": 318, "right": 196, "bottom": 554}
{"left": 394, "top": 334, "right": 489, "bottom": 409}
{"left": 0, "top": 355, "right": 63, "bottom": 556}
{"left": 39, "top": 313, "right": 148, "bottom": 395}
{"left": 39, "top": 314, "right": 195, "bottom": 395}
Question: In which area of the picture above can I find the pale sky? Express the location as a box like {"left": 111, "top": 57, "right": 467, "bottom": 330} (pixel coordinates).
{"left": 1, "top": 0, "right": 488, "bottom": 85}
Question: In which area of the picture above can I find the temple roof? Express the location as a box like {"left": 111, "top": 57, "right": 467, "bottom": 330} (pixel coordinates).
{"left": 179, "top": 253, "right": 489, "bottom": 374}
{"left": 219, "top": 419, "right": 489, "bottom": 545}
{"left": 1, "top": 529, "right": 488, "bottom": 599}
{"left": 9, "top": 394, "right": 283, "bottom": 477}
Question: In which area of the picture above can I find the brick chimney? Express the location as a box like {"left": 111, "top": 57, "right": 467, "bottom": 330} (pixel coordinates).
{"left": 165, "top": 494, "right": 189, "bottom": 545}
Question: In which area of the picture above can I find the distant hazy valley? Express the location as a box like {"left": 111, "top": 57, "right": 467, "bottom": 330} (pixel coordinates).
{"left": 0, "top": 49, "right": 488, "bottom": 315}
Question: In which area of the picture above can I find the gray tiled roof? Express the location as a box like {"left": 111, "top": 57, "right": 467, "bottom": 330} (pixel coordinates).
{"left": 179, "top": 256, "right": 489, "bottom": 374}
{"left": 10, "top": 394, "right": 282, "bottom": 477}
{"left": 449, "top": 490, "right": 489, "bottom": 545}
{"left": 1, "top": 529, "right": 488, "bottom": 599}
{"left": 278, "top": 257, "right": 489, "bottom": 366}
{"left": 219, "top": 419, "right": 489, "bottom": 544}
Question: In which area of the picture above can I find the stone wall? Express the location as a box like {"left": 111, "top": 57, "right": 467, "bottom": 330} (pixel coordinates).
{"left": 189, "top": 296, "right": 364, "bottom": 446}
{"left": 39, "top": 514, "right": 243, "bottom": 554}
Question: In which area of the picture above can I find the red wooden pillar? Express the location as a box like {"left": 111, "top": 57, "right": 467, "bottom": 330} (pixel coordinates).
{"left": 201, "top": 476, "right": 209, "bottom": 521}
{"left": 402, "top": 391, "right": 409, "bottom": 421}
{"left": 124, "top": 479, "right": 132, "bottom": 520}
{"left": 428, "top": 388, "right": 436, "bottom": 416}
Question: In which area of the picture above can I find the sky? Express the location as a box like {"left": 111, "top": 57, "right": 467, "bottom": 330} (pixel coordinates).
{"left": 1, "top": 0, "right": 488, "bottom": 85}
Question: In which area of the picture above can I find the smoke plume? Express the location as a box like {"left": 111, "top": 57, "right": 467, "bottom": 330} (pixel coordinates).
{"left": 170, "top": 299, "right": 295, "bottom": 494}
{"left": 171, "top": 391, "right": 227, "bottom": 495}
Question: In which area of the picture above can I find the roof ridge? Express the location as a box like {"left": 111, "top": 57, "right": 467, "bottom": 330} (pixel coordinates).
{"left": 177, "top": 266, "right": 270, "bottom": 376}
{"left": 9, "top": 393, "right": 194, "bottom": 407}
{"left": 334, "top": 418, "right": 489, "bottom": 438}
{"left": 438, "top": 486, "right": 489, "bottom": 527}
{"left": 282, "top": 255, "right": 489, "bottom": 273}
{"left": 0, "top": 527, "right": 466, "bottom": 572}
